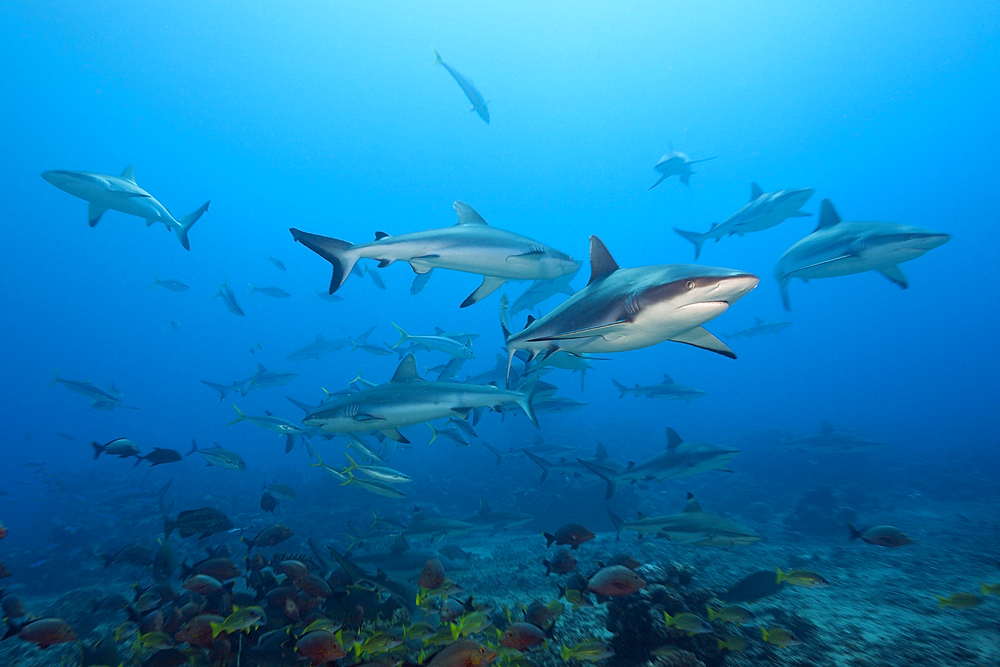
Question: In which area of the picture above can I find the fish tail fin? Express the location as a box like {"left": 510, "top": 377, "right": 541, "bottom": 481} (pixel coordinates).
{"left": 342, "top": 453, "right": 359, "bottom": 474}
{"left": 149, "top": 272, "right": 160, "bottom": 289}
{"left": 707, "top": 607, "right": 719, "bottom": 621}
{"left": 980, "top": 582, "right": 991, "bottom": 595}
{"left": 663, "top": 612, "right": 675, "bottom": 627}
{"left": 935, "top": 595, "right": 948, "bottom": 608}
{"left": 210, "top": 621, "right": 225, "bottom": 638}
{"left": 611, "top": 379, "right": 628, "bottom": 398}
{"left": 847, "top": 522, "right": 862, "bottom": 541}
{"left": 427, "top": 423, "right": 439, "bottom": 445}
{"left": 186, "top": 438, "right": 199, "bottom": 456}
{"left": 523, "top": 451, "right": 551, "bottom": 483}
{"left": 760, "top": 627, "right": 769, "bottom": 641}
{"left": 432, "top": 47, "right": 443, "bottom": 65}
{"left": 2, "top": 618, "right": 23, "bottom": 641}
{"left": 606, "top": 506, "right": 625, "bottom": 541}
{"left": 543, "top": 532, "right": 557, "bottom": 548}
{"left": 248, "top": 283, "right": 258, "bottom": 295}
{"left": 290, "top": 229, "right": 359, "bottom": 294}
{"left": 775, "top": 567, "right": 785, "bottom": 584}
{"left": 228, "top": 405, "right": 246, "bottom": 425}
{"left": 174, "top": 201, "right": 209, "bottom": 251}
{"left": 48, "top": 369, "right": 60, "bottom": 387}
{"left": 391, "top": 322, "right": 409, "bottom": 348}
{"left": 673, "top": 228, "right": 705, "bottom": 260}
{"left": 515, "top": 378, "right": 540, "bottom": 428}
{"left": 91, "top": 441, "right": 104, "bottom": 459}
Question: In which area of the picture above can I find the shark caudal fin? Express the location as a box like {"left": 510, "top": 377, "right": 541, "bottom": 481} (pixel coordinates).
{"left": 673, "top": 228, "right": 705, "bottom": 260}
{"left": 577, "top": 459, "right": 618, "bottom": 500}
{"left": 174, "top": 202, "right": 209, "bottom": 251}
{"left": 290, "top": 229, "right": 359, "bottom": 295}
{"left": 523, "top": 450, "right": 552, "bottom": 483}
{"left": 611, "top": 379, "right": 629, "bottom": 398}
{"left": 432, "top": 47, "right": 443, "bottom": 65}
{"left": 515, "top": 378, "right": 540, "bottom": 428}
{"left": 606, "top": 506, "right": 625, "bottom": 541}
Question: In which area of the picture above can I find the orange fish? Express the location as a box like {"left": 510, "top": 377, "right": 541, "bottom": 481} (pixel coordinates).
{"left": 183, "top": 574, "right": 223, "bottom": 596}
{"left": 426, "top": 639, "right": 498, "bottom": 667}
{"left": 543, "top": 524, "right": 595, "bottom": 550}
{"left": 3, "top": 618, "right": 77, "bottom": 648}
{"left": 499, "top": 622, "right": 546, "bottom": 651}
{"left": 295, "top": 630, "right": 347, "bottom": 666}
{"left": 420, "top": 558, "right": 446, "bottom": 590}
{"left": 175, "top": 614, "right": 225, "bottom": 648}
{"left": 587, "top": 565, "right": 646, "bottom": 597}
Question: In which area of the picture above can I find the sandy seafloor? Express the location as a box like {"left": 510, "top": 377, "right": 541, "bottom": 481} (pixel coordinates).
{"left": 1, "top": 492, "right": 997, "bottom": 667}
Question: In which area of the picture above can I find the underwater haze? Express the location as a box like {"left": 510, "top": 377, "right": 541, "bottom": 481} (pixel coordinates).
{"left": 1, "top": 1, "right": 998, "bottom": 666}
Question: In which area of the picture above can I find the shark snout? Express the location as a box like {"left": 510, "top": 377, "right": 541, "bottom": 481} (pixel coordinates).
{"left": 41, "top": 170, "right": 73, "bottom": 188}
{"left": 918, "top": 233, "right": 951, "bottom": 251}
{"left": 713, "top": 274, "right": 759, "bottom": 304}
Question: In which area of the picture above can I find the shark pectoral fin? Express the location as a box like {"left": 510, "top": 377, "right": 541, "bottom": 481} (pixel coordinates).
{"left": 408, "top": 257, "right": 438, "bottom": 275}
{"left": 648, "top": 173, "right": 670, "bottom": 190}
{"left": 532, "top": 320, "right": 631, "bottom": 342}
{"left": 506, "top": 249, "right": 546, "bottom": 263}
{"left": 377, "top": 259, "right": 395, "bottom": 268}
{"left": 88, "top": 202, "right": 108, "bottom": 227}
{"left": 671, "top": 327, "right": 735, "bottom": 359}
{"left": 411, "top": 269, "right": 433, "bottom": 295}
{"left": 877, "top": 265, "right": 908, "bottom": 289}
{"left": 353, "top": 414, "right": 384, "bottom": 422}
{"left": 461, "top": 275, "right": 508, "bottom": 308}
{"left": 380, "top": 428, "right": 410, "bottom": 444}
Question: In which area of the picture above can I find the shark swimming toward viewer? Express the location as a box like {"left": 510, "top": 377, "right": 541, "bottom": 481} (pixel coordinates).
{"left": 41, "top": 166, "right": 209, "bottom": 250}
{"left": 501, "top": 236, "right": 758, "bottom": 380}
{"left": 648, "top": 148, "right": 717, "bottom": 189}
{"left": 774, "top": 199, "right": 950, "bottom": 310}
{"left": 291, "top": 201, "right": 578, "bottom": 308}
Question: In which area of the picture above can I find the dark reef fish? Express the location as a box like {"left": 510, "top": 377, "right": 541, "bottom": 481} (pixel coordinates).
{"left": 719, "top": 570, "right": 787, "bottom": 603}
{"left": 2, "top": 617, "right": 77, "bottom": 649}
{"left": 544, "top": 524, "right": 595, "bottom": 550}
{"left": 92, "top": 437, "right": 141, "bottom": 459}
{"left": 164, "top": 508, "right": 234, "bottom": 540}
{"left": 848, "top": 523, "right": 913, "bottom": 547}
{"left": 134, "top": 447, "right": 183, "bottom": 467}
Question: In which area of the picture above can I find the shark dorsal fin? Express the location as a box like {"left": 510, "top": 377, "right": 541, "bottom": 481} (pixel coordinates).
{"left": 626, "top": 461, "right": 636, "bottom": 469}
{"left": 375, "top": 231, "right": 390, "bottom": 240}
{"left": 587, "top": 236, "right": 619, "bottom": 285}
{"left": 662, "top": 374, "right": 674, "bottom": 385}
{"left": 594, "top": 442, "right": 607, "bottom": 459}
{"left": 479, "top": 499, "right": 492, "bottom": 515}
{"left": 257, "top": 363, "right": 267, "bottom": 373}
{"left": 751, "top": 182, "right": 763, "bottom": 200}
{"left": 453, "top": 201, "right": 488, "bottom": 226}
{"left": 815, "top": 199, "right": 842, "bottom": 232}
{"left": 390, "top": 354, "right": 422, "bottom": 383}
{"left": 820, "top": 420, "right": 834, "bottom": 434}
{"left": 754, "top": 317, "right": 763, "bottom": 324}
{"left": 666, "top": 427, "right": 683, "bottom": 449}
{"left": 637, "top": 511, "right": 647, "bottom": 519}
{"left": 315, "top": 333, "right": 324, "bottom": 342}
{"left": 390, "top": 535, "right": 409, "bottom": 553}
{"left": 524, "top": 315, "right": 536, "bottom": 329}
{"left": 683, "top": 492, "right": 703, "bottom": 513}
{"left": 120, "top": 165, "right": 136, "bottom": 182}
{"left": 435, "top": 327, "right": 446, "bottom": 335}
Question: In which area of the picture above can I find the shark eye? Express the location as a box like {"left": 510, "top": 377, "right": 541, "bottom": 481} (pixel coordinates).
{"left": 685, "top": 280, "right": 695, "bottom": 290}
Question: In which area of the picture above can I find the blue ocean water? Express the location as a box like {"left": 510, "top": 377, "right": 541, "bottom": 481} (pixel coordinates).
{"left": 1, "top": 1, "right": 998, "bottom": 664}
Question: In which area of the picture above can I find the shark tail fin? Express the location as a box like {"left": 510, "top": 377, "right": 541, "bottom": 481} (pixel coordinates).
{"left": 606, "top": 506, "right": 625, "bottom": 541}
{"left": 611, "top": 379, "right": 628, "bottom": 398}
{"left": 577, "top": 459, "right": 618, "bottom": 500}
{"left": 673, "top": 228, "right": 704, "bottom": 260}
{"left": 515, "top": 378, "right": 540, "bottom": 428}
{"left": 174, "top": 201, "right": 209, "bottom": 251}
{"left": 432, "top": 47, "right": 443, "bottom": 65}
{"left": 290, "top": 228, "right": 359, "bottom": 295}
